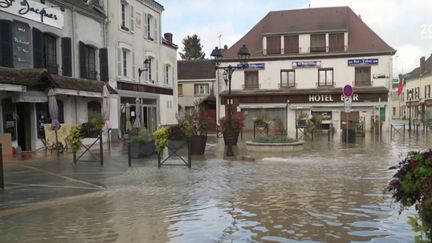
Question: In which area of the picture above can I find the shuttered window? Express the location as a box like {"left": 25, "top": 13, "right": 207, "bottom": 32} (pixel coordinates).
{"left": 266, "top": 36, "right": 281, "bottom": 55}
{"left": 284, "top": 35, "right": 299, "bottom": 54}
{"left": 310, "top": 34, "right": 326, "bottom": 52}
{"left": 329, "top": 33, "right": 344, "bottom": 52}
{"left": 318, "top": 68, "right": 334, "bottom": 86}
{"left": 79, "top": 41, "right": 97, "bottom": 80}
{"left": 43, "top": 34, "right": 57, "bottom": 74}
{"left": 99, "top": 48, "right": 108, "bottom": 81}
{"left": 355, "top": 67, "right": 371, "bottom": 85}
{"left": 33, "top": 27, "right": 44, "bottom": 68}
{"left": 244, "top": 71, "right": 259, "bottom": 89}
{"left": 0, "top": 20, "right": 13, "bottom": 68}
{"left": 61, "top": 37, "right": 72, "bottom": 76}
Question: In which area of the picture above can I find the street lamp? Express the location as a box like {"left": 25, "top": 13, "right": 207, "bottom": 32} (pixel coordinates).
{"left": 408, "top": 91, "right": 412, "bottom": 132}
{"left": 211, "top": 44, "right": 250, "bottom": 156}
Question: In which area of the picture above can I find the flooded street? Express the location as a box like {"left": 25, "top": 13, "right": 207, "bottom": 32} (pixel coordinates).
{"left": 0, "top": 134, "right": 430, "bottom": 242}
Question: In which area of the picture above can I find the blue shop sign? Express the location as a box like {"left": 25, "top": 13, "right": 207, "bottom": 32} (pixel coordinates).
{"left": 348, "top": 58, "right": 379, "bottom": 66}
{"left": 237, "top": 63, "right": 265, "bottom": 70}
{"left": 292, "top": 61, "right": 321, "bottom": 68}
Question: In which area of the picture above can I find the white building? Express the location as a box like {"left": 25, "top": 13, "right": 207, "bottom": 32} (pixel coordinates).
{"left": 105, "top": 0, "right": 178, "bottom": 138}
{"left": 217, "top": 7, "right": 395, "bottom": 137}
{"left": 0, "top": 0, "right": 111, "bottom": 152}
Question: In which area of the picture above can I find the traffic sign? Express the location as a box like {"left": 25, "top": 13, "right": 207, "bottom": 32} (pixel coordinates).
{"left": 343, "top": 84, "right": 353, "bottom": 97}
{"left": 344, "top": 96, "right": 352, "bottom": 112}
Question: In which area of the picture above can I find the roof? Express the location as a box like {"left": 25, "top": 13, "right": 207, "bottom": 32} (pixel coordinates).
{"left": 177, "top": 60, "right": 216, "bottom": 80}
{"left": 404, "top": 54, "right": 432, "bottom": 81}
{"left": 51, "top": 0, "right": 106, "bottom": 19}
{"left": 223, "top": 6, "right": 395, "bottom": 60}
{"left": 0, "top": 67, "right": 117, "bottom": 94}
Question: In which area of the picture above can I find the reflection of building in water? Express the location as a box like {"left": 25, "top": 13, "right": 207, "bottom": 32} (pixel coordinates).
{"left": 217, "top": 7, "right": 395, "bottom": 137}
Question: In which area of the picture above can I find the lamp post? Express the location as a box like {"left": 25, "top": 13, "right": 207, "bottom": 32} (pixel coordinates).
{"left": 408, "top": 91, "right": 412, "bottom": 132}
{"left": 211, "top": 44, "right": 250, "bottom": 156}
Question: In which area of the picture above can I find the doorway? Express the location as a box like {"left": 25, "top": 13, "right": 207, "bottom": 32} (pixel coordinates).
{"left": 16, "top": 103, "right": 32, "bottom": 151}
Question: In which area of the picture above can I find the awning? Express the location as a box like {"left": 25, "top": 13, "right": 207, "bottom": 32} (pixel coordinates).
{"left": 12, "top": 91, "right": 48, "bottom": 103}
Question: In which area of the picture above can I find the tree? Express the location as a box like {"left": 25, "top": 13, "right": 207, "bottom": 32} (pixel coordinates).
{"left": 180, "top": 34, "right": 206, "bottom": 60}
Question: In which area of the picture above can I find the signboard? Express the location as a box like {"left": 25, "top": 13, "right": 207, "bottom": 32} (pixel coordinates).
{"left": 308, "top": 94, "right": 359, "bottom": 103}
{"left": 0, "top": 0, "right": 64, "bottom": 29}
{"left": 236, "top": 63, "right": 265, "bottom": 70}
{"left": 292, "top": 61, "right": 321, "bottom": 68}
{"left": 348, "top": 58, "right": 379, "bottom": 66}
{"left": 344, "top": 97, "right": 352, "bottom": 112}
{"left": 343, "top": 84, "right": 353, "bottom": 97}
{"left": 12, "top": 21, "right": 32, "bottom": 68}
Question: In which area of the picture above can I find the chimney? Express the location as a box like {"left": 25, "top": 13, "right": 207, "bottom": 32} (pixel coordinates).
{"left": 420, "top": 56, "right": 426, "bottom": 77}
{"left": 164, "top": 33, "right": 173, "bottom": 43}
{"left": 224, "top": 45, "right": 228, "bottom": 50}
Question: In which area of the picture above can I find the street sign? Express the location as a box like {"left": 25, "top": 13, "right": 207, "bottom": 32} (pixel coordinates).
{"left": 344, "top": 96, "right": 352, "bottom": 112}
{"left": 343, "top": 84, "right": 353, "bottom": 97}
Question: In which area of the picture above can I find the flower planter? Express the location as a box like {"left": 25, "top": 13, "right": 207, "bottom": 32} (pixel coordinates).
{"left": 167, "top": 139, "right": 187, "bottom": 153}
{"left": 223, "top": 131, "right": 239, "bottom": 146}
{"left": 189, "top": 135, "right": 207, "bottom": 155}
{"left": 130, "top": 140, "right": 155, "bottom": 158}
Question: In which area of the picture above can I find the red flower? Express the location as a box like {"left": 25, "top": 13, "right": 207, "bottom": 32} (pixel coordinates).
{"left": 410, "top": 161, "right": 417, "bottom": 170}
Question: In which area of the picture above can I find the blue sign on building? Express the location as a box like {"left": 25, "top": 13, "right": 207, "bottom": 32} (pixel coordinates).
{"left": 348, "top": 58, "right": 379, "bottom": 66}
{"left": 292, "top": 61, "right": 321, "bottom": 68}
{"left": 237, "top": 63, "right": 265, "bottom": 70}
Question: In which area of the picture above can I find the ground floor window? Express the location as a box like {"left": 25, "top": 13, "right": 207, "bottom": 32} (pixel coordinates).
{"left": 87, "top": 101, "right": 101, "bottom": 122}
{"left": 120, "top": 97, "right": 158, "bottom": 135}
{"left": 36, "top": 101, "right": 65, "bottom": 139}
{"left": 2, "top": 98, "right": 16, "bottom": 141}
{"left": 242, "top": 108, "right": 286, "bottom": 132}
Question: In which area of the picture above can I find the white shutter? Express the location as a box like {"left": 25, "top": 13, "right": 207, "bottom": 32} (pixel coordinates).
{"left": 144, "top": 13, "right": 149, "bottom": 39}
{"left": 155, "top": 59, "right": 158, "bottom": 83}
{"left": 162, "top": 64, "right": 166, "bottom": 85}
{"left": 154, "top": 18, "right": 158, "bottom": 42}
{"left": 130, "top": 5, "right": 134, "bottom": 32}
{"left": 117, "top": 48, "right": 122, "bottom": 77}
{"left": 132, "top": 51, "right": 135, "bottom": 80}
{"left": 172, "top": 67, "right": 175, "bottom": 86}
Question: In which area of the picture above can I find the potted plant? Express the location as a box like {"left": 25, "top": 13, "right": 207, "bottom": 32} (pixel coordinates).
{"left": 219, "top": 112, "right": 244, "bottom": 146}
{"left": 130, "top": 128, "right": 155, "bottom": 158}
{"left": 153, "top": 127, "right": 169, "bottom": 156}
{"left": 68, "top": 125, "right": 83, "bottom": 163}
{"left": 81, "top": 114, "right": 104, "bottom": 138}
{"left": 167, "top": 124, "right": 187, "bottom": 152}
{"left": 180, "top": 112, "right": 211, "bottom": 155}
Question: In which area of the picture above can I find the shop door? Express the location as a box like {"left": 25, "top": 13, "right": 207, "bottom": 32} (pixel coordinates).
{"left": 16, "top": 103, "right": 31, "bottom": 151}
{"left": 205, "top": 109, "right": 216, "bottom": 131}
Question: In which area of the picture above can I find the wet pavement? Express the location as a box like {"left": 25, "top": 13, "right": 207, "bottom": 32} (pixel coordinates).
{"left": 0, "top": 132, "right": 431, "bottom": 242}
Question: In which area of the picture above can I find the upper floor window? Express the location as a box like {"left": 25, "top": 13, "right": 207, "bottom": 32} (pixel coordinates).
{"left": 354, "top": 67, "right": 371, "bottom": 86}
{"left": 144, "top": 13, "right": 158, "bottom": 42}
{"left": 318, "top": 68, "right": 334, "bottom": 86}
{"left": 425, "top": 85, "right": 431, "bottom": 98}
{"left": 164, "top": 64, "right": 172, "bottom": 84}
{"left": 79, "top": 42, "right": 96, "bottom": 80}
{"left": 122, "top": 49, "right": 128, "bottom": 77}
{"left": 178, "top": 84, "right": 183, "bottom": 96}
{"left": 284, "top": 35, "right": 299, "bottom": 54}
{"left": 117, "top": 47, "right": 135, "bottom": 80}
{"left": 266, "top": 36, "right": 281, "bottom": 55}
{"left": 195, "top": 84, "right": 209, "bottom": 96}
{"left": 280, "top": 70, "right": 295, "bottom": 88}
{"left": 329, "top": 33, "right": 344, "bottom": 52}
{"left": 120, "top": 1, "right": 134, "bottom": 33}
{"left": 146, "top": 57, "right": 157, "bottom": 83}
{"left": 244, "top": 71, "right": 259, "bottom": 89}
{"left": 310, "top": 34, "right": 326, "bottom": 53}
{"left": 43, "top": 34, "right": 57, "bottom": 74}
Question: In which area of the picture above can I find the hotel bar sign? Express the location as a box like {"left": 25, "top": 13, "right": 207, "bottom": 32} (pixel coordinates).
{"left": 348, "top": 58, "right": 379, "bottom": 66}
{"left": 0, "top": 0, "right": 64, "bottom": 29}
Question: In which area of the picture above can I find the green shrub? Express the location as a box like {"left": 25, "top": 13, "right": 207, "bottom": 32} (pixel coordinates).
{"left": 68, "top": 125, "right": 82, "bottom": 152}
{"left": 153, "top": 127, "right": 169, "bottom": 155}
{"left": 252, "top": 135, "right": 297, "bottom": 143}
{"left": 131, "top": 128, "right": 154, "bottom": 144}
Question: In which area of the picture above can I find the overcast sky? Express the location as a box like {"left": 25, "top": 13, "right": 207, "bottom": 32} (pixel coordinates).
{"left": 158, "top": 0, "right": 432, "bottom": 75}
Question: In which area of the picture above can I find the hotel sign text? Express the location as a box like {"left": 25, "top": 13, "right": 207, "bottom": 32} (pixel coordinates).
{"left": 308, "top": 94, "right": 359, "bottom": 102}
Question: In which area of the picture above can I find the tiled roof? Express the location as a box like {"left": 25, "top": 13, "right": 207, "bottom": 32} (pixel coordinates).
{"left": 0, "top": 67, "right": 117, "bottom": 94}
{"left": 177, "top": 60, "right": 216, "bottom": 80}
{"left": 405, "top": 54, "right": 432, "bottom": 81}
{"left": 222, "top": 6, "right": 395, "bottom": 59}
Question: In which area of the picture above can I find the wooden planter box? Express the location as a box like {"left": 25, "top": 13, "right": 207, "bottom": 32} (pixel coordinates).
{"left": 130, "top": 140, "right": 155, "bottom": 158}
{"left": 223, "top": 131, "right": 239, "bottom": 146}
{"left": 189, "top": 135, "right": 207, "bottom": 155}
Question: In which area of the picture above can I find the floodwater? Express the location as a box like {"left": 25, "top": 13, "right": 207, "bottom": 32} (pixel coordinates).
{"left": 0, "top": 133, "right": 431, "bottom": 242}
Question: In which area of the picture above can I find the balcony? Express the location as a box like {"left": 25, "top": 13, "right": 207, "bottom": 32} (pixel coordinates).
{"left": 279, "top": 82, "right": 296, "bottom": 89}
{"left": 242, "top": 83, "right": 261, "bottom": 90}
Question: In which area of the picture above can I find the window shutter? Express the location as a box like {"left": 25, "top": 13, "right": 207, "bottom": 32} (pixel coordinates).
{"left": 130, "top": 5, "right": 134, "bottom": 32}
{"left": 172, "top": 67, "right": 175, "bottom": 86}
{"left": 32, "top": 27, "right": 44, "bottom": 68}
{"left": 79, "top": 41, "right": 87, "bottom": 78}
{"left": 117, "top": 48, "right": 122, "bottom": 77}
{"left": 154, "top": 18, "right": 158, "bottom": 42}
{"left": 155, "top": 59, "right": 158, "bottom": 83}
{"left": 144, "top": 13, "right": 149, "bottom": 39}
{"left": 0, "top": 20, "right": 13, "bottom": 68}
{"left": 132, "top": 51, "right": 135, "bottom": 80}
{"left": 61, "top": 37, "right": 72, "bottom": 76}
{"left": 163, "top": 64, "right": 166, "bottom": 84}
{"left": 99, "top": 48, "right": 108, "bottom": 81}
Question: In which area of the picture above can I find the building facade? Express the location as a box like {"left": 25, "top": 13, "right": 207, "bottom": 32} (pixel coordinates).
{"left": 105, "top": 0, "right": 178, "bottom": 138}
{"left": 217, "top": 7, "right": 395, "bottom": 137}
{"left": 0, "top": 0, "right": 111, "bottom": 152}
{"left": 177, "top": 60, "right": 216, "bottom": 129}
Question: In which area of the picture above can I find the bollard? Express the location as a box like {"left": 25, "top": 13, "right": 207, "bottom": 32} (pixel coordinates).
{"left": 157, "top": 153, "right": 161, "bottom": 168}
{"left": 0, "top": 144, "right": 3, "bottom": 190}
{"left": 99, "top": 132, "right": 104, "bottom": 166}
{"left": 127, "top": 142, "right": 131, "bottom": 167}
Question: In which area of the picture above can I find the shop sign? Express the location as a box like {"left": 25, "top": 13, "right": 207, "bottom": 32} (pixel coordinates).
{"left": 292, "top": 61, "right": 321, "bottom": 68}
{"left": 308, "top": 94, "right": 359, "bottom": 103}
{"left": 12, "top": 21, "right": 32, "bottom": 68}
{"left": 348, "top": 58, "right": 379, "bottom": 66}
{"left": 236, "top": 63, "right": 265, "bottom": 70}
{"left": 0, "top": 0, "right": 64, "bottom": 29}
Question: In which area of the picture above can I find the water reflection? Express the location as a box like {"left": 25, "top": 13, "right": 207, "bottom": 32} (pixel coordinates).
{"left": 0, "top": 133, "right": 430, "bottom": 242}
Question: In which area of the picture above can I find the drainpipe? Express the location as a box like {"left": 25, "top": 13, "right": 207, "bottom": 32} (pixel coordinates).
{"left": 71, "top": 6, "right": 76, "bottom": 77}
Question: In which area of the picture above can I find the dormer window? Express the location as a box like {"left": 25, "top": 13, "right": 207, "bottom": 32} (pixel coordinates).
{"left": 329, "top": 33, "right": 344, "bottom": 52}
{"left": 310, "top": 34, "right": 326, "bottom": 53}
{"left": 284, "top": 35, "right": 299, "bottom": 54}
{"left": 266, "top": 36, "right": 281, "bottom": 55}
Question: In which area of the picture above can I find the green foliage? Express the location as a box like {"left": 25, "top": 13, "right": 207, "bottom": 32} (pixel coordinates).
{"left": 179, "top": 112, "right": 211, "bottom": 137}
{"left": 388, "top": 150, "right": 432, "bottom": 241}
{"left": 131, "top": 128, "right": 154, "bottom": 144}
{"left": 153, "top": 127, "right": 169, "bottom": 155}
{"left": 219, "top": 113, "right": 245, "bottom": 133}
{"left": 68, "top": 125, "right": 82, "bottom": 152}
{"left": 252, "top": 135, "right": 297, "bottom": 143}
{"left": 179, "top": 34, "right": 206, "bottom": 60}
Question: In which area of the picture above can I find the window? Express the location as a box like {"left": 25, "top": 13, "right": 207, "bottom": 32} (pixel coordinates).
{"left": 415, "top": 87, "right": 420, "bottom": 100}
{"left": 121, "top": 3, "right": 126, "bottom": 29}
{"left": 355, "top": 67, "right": 371, "bottom": 85}
{"left": 145, "top": 14, "right": 157, "bottom": 41}
{"left": 244, "top": 71, "right": 259, "bottom": 89}
{"left": 425, "top": 85, "right": 430, "bottom": 98}
{"left": 266, "top": 36, "right": 281, "bottom": 55}
{"left": 329, "top": 33, "right": 344, "bottom": 52}
{"left": 284, "top": 35, "right": 299, "bottom": 54}
{"left": 194, "top": 84, "right": 209, "bottom": 96}
{"left": 147, "top": 57, "right": 156, "bottom": 82}
{"left": 43, "top": 34, "right": 57, "bottom": 74}
{"left": 120, "top": 1, "right": 134, "bottom": 32}
{"left": 117, "top": 47, "right": 134, "bottom": 79}
{"left": 178, "top": 84, "right": 183, "bottom": 96}
{"left": 318, "top": 68, "right": 334, "bottom": 86}
{"left": 164, "top": 64, "right": 170, "bottom": 84}
{"left": 79, "top": 41, "right": 96, "bottom": 80}
{"left": 122, "top": 49, "right": 128, "bottom": 77}
{"left": 280, "top": 70, "right": 295, "bottom": 87}
{"left": 185, "top": 106, "right": 195, "bottom": 116}
{"left": 310, "top": 34, "right": 326, "bottom": 52}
